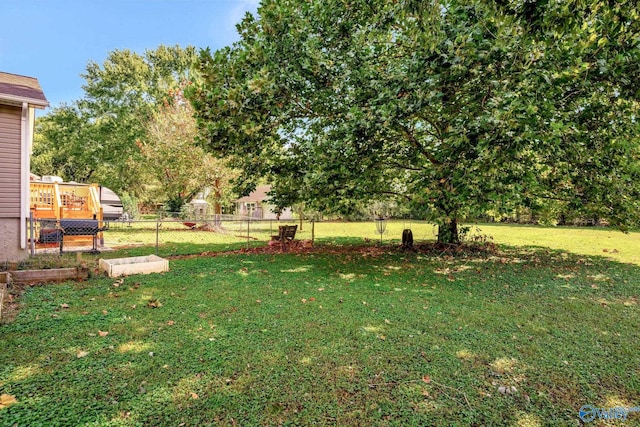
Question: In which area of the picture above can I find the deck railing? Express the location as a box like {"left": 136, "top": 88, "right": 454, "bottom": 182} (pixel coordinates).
{"left": 31, "top": 182, "right": 102, "bottom": 220}
{"left": 30, "top": 182, "right": 105, "bottom": 248}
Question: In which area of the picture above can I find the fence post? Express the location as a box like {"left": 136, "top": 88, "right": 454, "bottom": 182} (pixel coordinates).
{"left": 156, "top": 221, "right": 160, "bottom": 256}
{"left": 29, "top": 211, "right": 35, "bottom": 256}
{"left": 247, "top": 219, "right": 250, "bottom": 250}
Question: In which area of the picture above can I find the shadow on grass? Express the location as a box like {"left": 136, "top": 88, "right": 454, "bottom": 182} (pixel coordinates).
{"left": 2, "top": 243, "right": 640, "bottom": 425}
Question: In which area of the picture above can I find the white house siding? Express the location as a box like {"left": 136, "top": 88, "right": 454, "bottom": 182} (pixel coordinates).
{"left": 262, "top": 204, "right": 293, "bottom": 220}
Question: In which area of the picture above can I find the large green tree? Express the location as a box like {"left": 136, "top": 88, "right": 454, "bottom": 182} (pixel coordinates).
{"left": 32, "top": 104, "right": 98, "bottom": 182}
{"left": 189, "top": 0, "right": 639, "bottom": 242}
{"left": 34, "top": 45, "right": 200, "bottom": 199}
{"left": 142, "top": 88, "right": 237, "bottom": 213}
{"left": 80, "top": 44, "right": 200, "bottom": 195}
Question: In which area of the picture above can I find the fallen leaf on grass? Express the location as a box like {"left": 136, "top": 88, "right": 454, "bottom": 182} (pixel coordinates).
{"left": 498, "top": 385, "right": 517, "bottom": 395}
{"left": 422, "top": 375, "right": 431, "bottom": 384}
{"left": 167, "top": 320, "right": 175, "bottom": 326}
{"left": 191, "top": 392, "right": 199, "bottom": 399}
{"left": 98, "top": 330, "right": 109, "bottom": 337}
{"left": 77, "top": 350, "right": 89, "bottom": 358}
{"left": 0, "top": 394, "right": 18, "bottom": 408}
{"left": 147, "top": 299, "right": 162, "bottom": 308}
{"left": 60, "top": 303, "right": 70, "bottom": 309}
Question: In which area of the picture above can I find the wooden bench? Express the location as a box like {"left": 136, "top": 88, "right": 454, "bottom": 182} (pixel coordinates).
{"left": 271, "top": 225, "right": 297, "bottom": 248}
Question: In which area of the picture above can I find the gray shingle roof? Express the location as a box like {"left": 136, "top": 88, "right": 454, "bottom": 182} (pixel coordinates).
{"left": 0, "top": 72, "right": 48, "bottom": 107}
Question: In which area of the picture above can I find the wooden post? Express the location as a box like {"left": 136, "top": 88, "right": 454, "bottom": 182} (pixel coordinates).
{"left": 98, "top": 207, "right": 104, "bottom": 247}
{"left": 29, "top": 211, "right": 35, "bottom": 256}
{"left": 0, "top": 283, "right": 6, "bottom": 321}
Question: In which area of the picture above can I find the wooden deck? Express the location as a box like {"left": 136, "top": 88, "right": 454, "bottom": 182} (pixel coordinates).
{"left": 30, "top": 181, "right": 105, "bottom": 247}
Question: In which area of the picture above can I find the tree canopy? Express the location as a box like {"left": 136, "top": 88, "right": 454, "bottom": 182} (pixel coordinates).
{"left": 189, "top": 0, "right": 639, "bottom": 242}
{"left": 33, "top": 45, "right": 236, "bottom": 213}
{"left": 141, "top": 87, "right": 237, "bottom": 213}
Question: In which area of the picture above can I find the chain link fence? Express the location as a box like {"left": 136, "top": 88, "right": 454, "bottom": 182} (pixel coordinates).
{"left": 28, "top": 213, "right": 440, "bottom": 258}
{"left": 105, "top": 217, "right": 317, "bottom": 256}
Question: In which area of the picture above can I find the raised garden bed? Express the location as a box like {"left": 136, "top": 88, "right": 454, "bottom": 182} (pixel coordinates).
{"left": 99, "top": 255, "right": 169, "bottom": 277}
{"left": 0, "top": 268, "right": 89, "bottom": 285}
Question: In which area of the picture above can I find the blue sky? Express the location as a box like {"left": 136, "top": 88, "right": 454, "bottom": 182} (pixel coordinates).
{"left": 0, "top": 0, "right": 259, "bottom": 109}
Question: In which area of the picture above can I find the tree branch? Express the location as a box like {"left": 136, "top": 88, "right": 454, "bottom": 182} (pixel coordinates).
{"left": 398, "top": 124, "right": 442, "bottom": 166}
{"left": 383, "top": 161, "right": 429, "bottom": 171}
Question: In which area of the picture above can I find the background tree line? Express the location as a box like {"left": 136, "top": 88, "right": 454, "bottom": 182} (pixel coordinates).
{"left": 31, "top": 45, "right": 237, "bottom": 216}
{"left": 186, "top": 0, "right": 639, "bottom": 242}
{"left": 32, "top": 1, "right": 639, "bottom": 243}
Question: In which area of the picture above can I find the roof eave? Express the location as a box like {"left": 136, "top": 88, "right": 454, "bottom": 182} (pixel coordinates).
{"left": 0, "top": 94, "right": 49, "bottom": 109}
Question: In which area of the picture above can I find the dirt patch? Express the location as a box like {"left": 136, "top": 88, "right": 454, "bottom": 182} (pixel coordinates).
{"left": 0, "top": 283, "right": 24, "bottom": 324}
{"left": 171, "top": 241, "right": 498, "bottom": 260}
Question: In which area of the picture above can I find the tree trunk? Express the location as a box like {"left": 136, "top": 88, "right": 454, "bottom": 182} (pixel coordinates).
{"left": 213, "top": 178, "right": 222, "bottom": 215}
{"left": 437, "top": 218, "right": 459, "bottom": 244}
{"left": 298, "top": 205, "right": 303, "bottom": 231}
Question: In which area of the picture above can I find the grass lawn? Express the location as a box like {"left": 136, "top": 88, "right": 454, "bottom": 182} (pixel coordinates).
{"left": 2, "top": 241, "right": 640, "bottom": 425}
{"left": 103, "top": 220, "right": 640, "bottom": 266}
{"left": 473, "top": 223, "right": 640, "bottom": 266}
